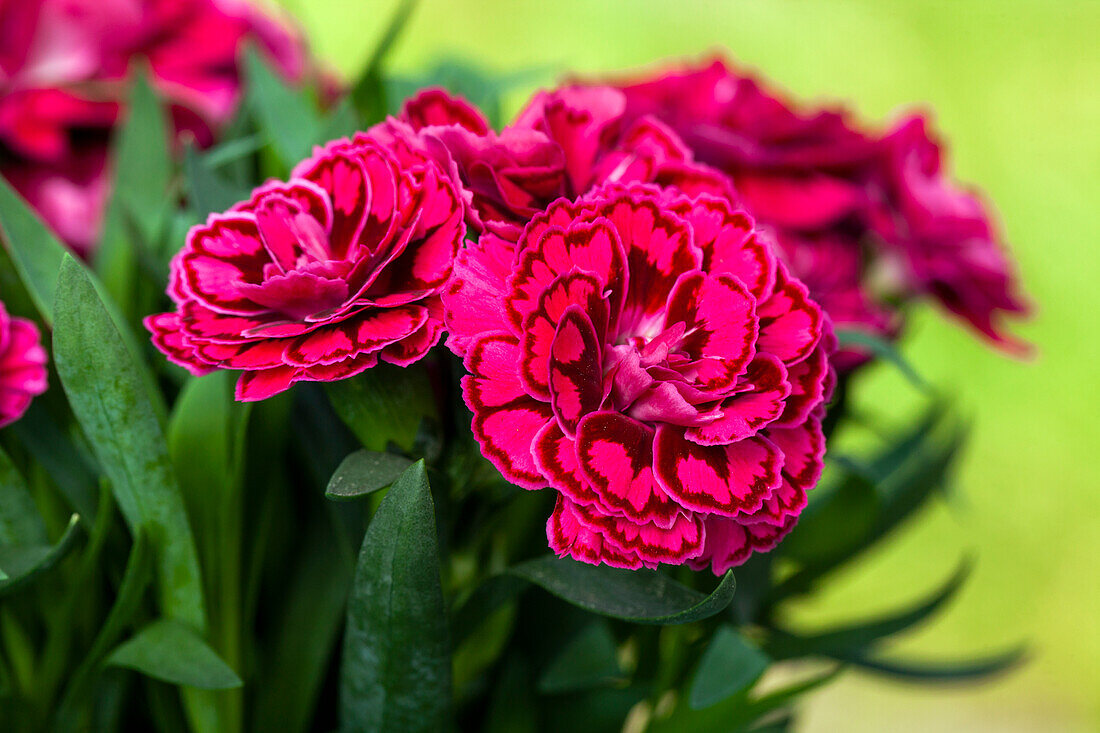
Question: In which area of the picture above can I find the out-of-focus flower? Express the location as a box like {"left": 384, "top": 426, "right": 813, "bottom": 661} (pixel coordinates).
{"left": 870, "top": 116, "right": 1030, "bottom": 351}
{"left": 373, "top": 86, "right": 736, "bottom": 243}
{"left": 0, "top": 301, "right": 48, "bottom": 428}
{"left": 0, "top": 0, "right": 309, "bottom": 254}
{"left": 145, "top": 133, "right": 465, "bottom": 401}
{"left": 607, "top": 58, "right": 1028, "bottom": 362}
{"left": 444, "top": 183, "right": 834, "bottom": 572}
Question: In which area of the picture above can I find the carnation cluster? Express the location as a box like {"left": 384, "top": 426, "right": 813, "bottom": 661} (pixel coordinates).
{"left": 143, "top": 62, "right": 1028, "bottom": 571}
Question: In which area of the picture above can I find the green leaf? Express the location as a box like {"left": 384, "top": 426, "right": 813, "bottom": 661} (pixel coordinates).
{"left": 771, "top": 406, "right": 964, "bottom": 601}
{"left": 0, "top": 175, "right": 72, "bottom": 325}
{"left": 94, "top": 71, "right": 174, "bottom": 314}
{"left": 107, "top": 619, "right": 241, "bottom": 690}
{"left": 253, "top": 511, "right": 352, "bottom": 733}
{"left": 245, "top": 46, "right": 321, "bottom": 169}
{"left": 0, "top": 514, "right": 82, "bottom": 596}
{"left": 326, "top": 449, "right": 413, "bottom": 500}
{"left": 55, "top": 532, "right": 155, "bottom": 728}
{"left": 201, "top": 134, "right": 265, "bottom": 169}
{"left": 537, "top": 621, "right": 622, "bottom": 694}
{"left": 835, "top": 328, "right": 927, "bottom": 390}
{"left": 689, "top": 626, "right": 770, "bottom": 709}
{"left": 452, "top": 574, "right": 528, "bottom": 643}
{"left": 0, "top": 445, "right": 46, "bottom": 546}
{"left": 765, "top": 557, "right": 972, "bottom": 659}
{"left": 320, "top": 97, "right": 362, "bottom": 141}
{"left": 53, "top": 257, "right": 205, "bottom": 630}
{"left": 351, "top": 0, "right": 419, "bottom": 121}
{"left": 10, "top": 403, "right": 98, "bottom": 520}
{"left": 509, "top": 556, "right": 736, "bottom": 625}
{"left": 340, "top": 461, "right": 451, "bottom": 732}
{"left": 649, "top": 666, "right": 842, "bottom": 733}
{"left": 830, "top": 646, "right": 1026, "bottom": 681}
{"left": 484, "top": 655, "right": 537, "bottom": 733}
{"left": 325, "top": 363, "right": 438, "bottom": 452}
{"left": 184, "top": 142, "right": 252, "bottom": 218}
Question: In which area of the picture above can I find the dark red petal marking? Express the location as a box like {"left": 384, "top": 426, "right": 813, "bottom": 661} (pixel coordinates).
{"left": 463, "top": 332, "right": 528, "bottom": 409}
{"left": 144, "top": 312, "right": 215, "bottom": 375}
{"left": 576, "top": 412, "right": 679, "bottom": 527}
{"left": 464, "top": 385, "right": 553, "bottom": 490}
{"left": 283, "top": 305, "right": 427, "bottom": 367}
{"left": 179, "top": 214, "right": 271, "bottom": 315}
{"left": 508, "top": 219, "right": 626, "bottom": 330}
{"left": 571, "top": 498, "right": 705, "bottom": 566}
{"left": 686, "top": 354, "right": 790, "bottom": 445}
{"left": 534, "top": 422, "right": 600, "bottom": 505}
{"left": 293, "top": 149, "right": 371, "bottom": 260}
{"left": 548, "top": 306, "right": 604, "bottom": 436}
{"left": 689, "top": 514, "right": 798, "bottom": 575}
{"left": 653, "top": 425, "right": 782, "bottom": 517}
{"left": 547, "top": 496, "right": 644, "bottom": 570}
{"left": 520, "top": 269, "right": 608, "bottom": 399}
{"left": 235, "top": 366, "right": 298, "bottom": 402}
{"left": 757, "top": 263, "right": 823, "bottom": 365}
{"left": 664, "top": 270, "right": 757, "bottom": 390}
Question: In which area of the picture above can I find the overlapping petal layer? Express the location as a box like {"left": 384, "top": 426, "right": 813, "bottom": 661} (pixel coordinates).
{"left": 445, "top": 183, "right": 834, "bottom": 573}
{"left": 606, "top": 58, "right": 1028, "bottom": 364}
{"left": 146, "top": 133, "right": 464, "bottom": 400}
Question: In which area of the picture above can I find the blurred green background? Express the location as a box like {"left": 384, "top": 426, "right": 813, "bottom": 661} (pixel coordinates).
{"left": 275, "top": 0, "right": 1099, "bottom": 730}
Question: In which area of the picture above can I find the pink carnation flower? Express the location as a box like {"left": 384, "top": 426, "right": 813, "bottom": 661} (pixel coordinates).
{"left": 607, "top": 58, "right": 1028, "bottom": 361}
{"left": 145, "top": 133, "right": 465, "bottom": 400}
{"left": 0, "top": 301, "right": 48, "bottom": 428}
{"left": 374, "top": 86, "right": 735, "bottom": 244}
{"left": 444, "top": 183, "right": 835, "bottom": 572}
{"left": 0, "top": 0, "right": 308, "bottom": 254}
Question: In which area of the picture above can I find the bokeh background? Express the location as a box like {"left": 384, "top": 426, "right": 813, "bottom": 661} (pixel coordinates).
{"left": 274, "top": 1, "right": 1099, "bottom": 730}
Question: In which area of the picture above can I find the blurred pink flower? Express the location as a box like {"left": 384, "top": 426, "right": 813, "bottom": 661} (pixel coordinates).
{"left": 145, "top": 132, "right": 465, "bottom": 401}
{"left": 608, "top": 58, "right": 1028, "bottom": 361}
{"left": 0, "top": 0, "right": 309, "bottom": 254}
{"left": 0, "top": 301, "right": 48, "bottom": 428}
{"left": 444, "top": 183, "right": 834, "bottom": 572}
{"left": 374, "top": 86, "right": 736, "bottom": 243}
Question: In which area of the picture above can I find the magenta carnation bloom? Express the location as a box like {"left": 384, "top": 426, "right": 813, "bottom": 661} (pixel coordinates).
{"left": 374, "top": 86, "right": 735, "bottom": 244}
{"left": 0, "top": 0, "right": 308, "bottom": 253}
{"left": 444, "top": 183, "right": 835, "bottom": 572}
{"left": 870, "top": 116, "right": 1030, "bottom": 351}
{"left": 0, "top": 301, "right": 48, "bottom": 428}
{"left": 145, "top": 133, "right": 465, "bottom": 401}
{"left": 608, "top": 58, "right": 1028, "bottom": 360}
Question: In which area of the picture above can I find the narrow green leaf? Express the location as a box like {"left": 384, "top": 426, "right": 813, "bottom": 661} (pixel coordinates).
{"left": 689, "top": 626, "right": 770, "bottom": 709}
{"left": 253, "top": 512, "right": 352, "bottom": 733}
{"left": 351, "top": 0, "right": 419, "bottom": 121}
{"left": 201, "top": 134, "right": 265, "bottom": 169}
{"left": 94, "top": 71, "right": 173, "bottom": 314}
{"left": 340, "top": 461, "right": 451, "bottom": 732}
{"left": 831, "top": 646, "right": 1026, "bottom": 681}
{"left": 766, "top": 557, "right": 972, "bottom": 659}
{"left": 485, "top": 655, "right": 536, "bottom": 733}
{"left": 649, "top": 666, "right": 842, "bottom": 733}
{"left": 452, "top": 574, "right": 527, "bottom": 643}
{"left": 0, "top": 176, "right": 71, "bottom": 325}
{"left": 53, "top": 257, "right": 205, "bottom": 630}
{"left": 510, "top": 556, "right": 736, "bottom": 625}
{"left": 326, "top": 449, "right": 413, "bottom": 500}
{"left": 0, "top": 445, "right": 46, "bottom": 546}
{"left": 835, "top": 328, "right": 927, "bottom": 390}
{"left": 0, "top": 514, "right": 82, "bottom": 596}
{"left": 320, "top": 97, "right": 363, "bottom": 141}
{"left": 184, "top": 143, "right": 252, "bottom": 218}
{"left": 537, "top": 622, "right": 621, "bottom": 694}
{"left": 55, "top": 532, "right": 154, "bottom": 728}
{"left": 325, "top": 363, "right": 438, "bottom": 452}
{"left": 245, "top": 46, "right": 321, "bottom": 168}
{"left": 11, "top": 403, "right": 98, "bottom": 520}
{"left": 107, "top": 619, "right": 242, "bottom": 690}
